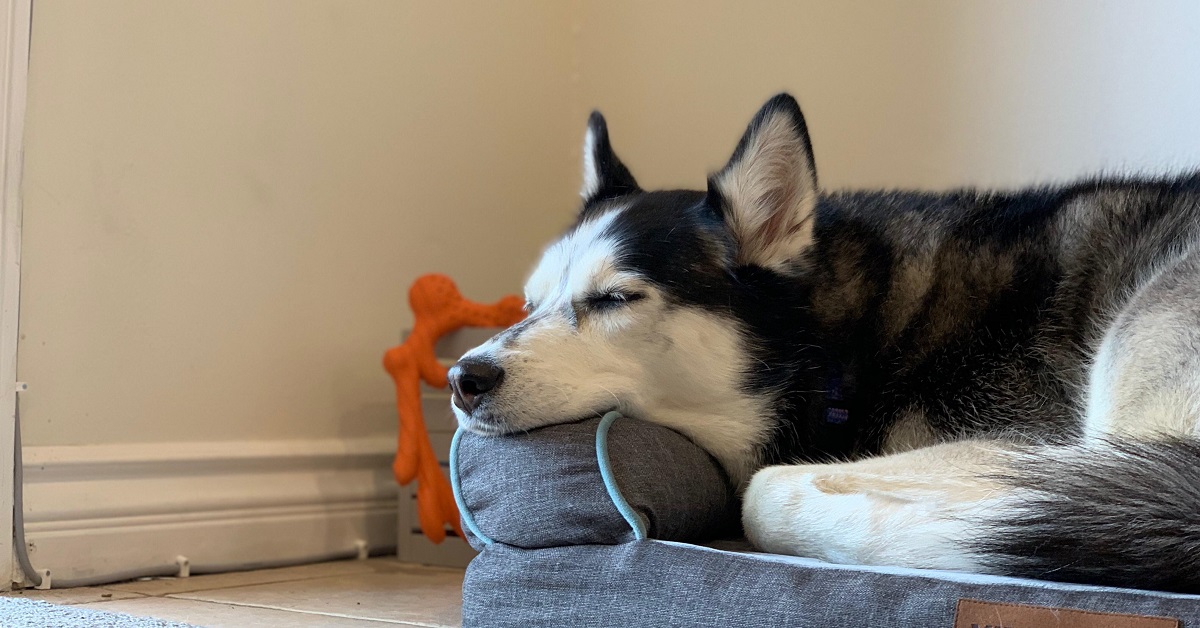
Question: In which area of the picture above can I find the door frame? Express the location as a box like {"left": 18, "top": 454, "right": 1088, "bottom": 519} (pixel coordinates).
{"left": 0, "top": 0, "right": 31, "bottom": 590}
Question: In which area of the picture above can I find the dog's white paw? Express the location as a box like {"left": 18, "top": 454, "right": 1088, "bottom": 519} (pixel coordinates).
{"left": 742, "top": 465, "right": 871, "bottom": 563}
{"left": 742, "top": 465, "right": 805, "bottom": 555}
{"left": 742, "top": 462, "right": 992, "bottom": 571}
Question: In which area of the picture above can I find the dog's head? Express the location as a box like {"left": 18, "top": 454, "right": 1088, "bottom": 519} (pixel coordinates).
{"left": 449, "top": 94, "right": 820, "bottom": 482}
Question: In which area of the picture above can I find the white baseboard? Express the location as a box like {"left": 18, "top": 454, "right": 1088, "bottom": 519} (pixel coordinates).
{"left": 15, "top": 331, "right": 497, "bottom": 582}
{"left": 21, "top": 437, "right": 398, "bottom": 582}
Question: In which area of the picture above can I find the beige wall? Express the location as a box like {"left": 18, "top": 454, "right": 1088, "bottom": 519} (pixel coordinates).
{"left": 18, "top": 1, "right": 1200, "bottom": 446}
{"left": 19, "top": 1, "right": 577, "bottom": 445}
{"left": 576, "top": 1, "right": 1200, "bottom": 191}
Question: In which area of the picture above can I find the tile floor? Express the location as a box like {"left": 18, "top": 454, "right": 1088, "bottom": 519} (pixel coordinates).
{"left": 2, "top": 558, "right": 465, "bottom": 627}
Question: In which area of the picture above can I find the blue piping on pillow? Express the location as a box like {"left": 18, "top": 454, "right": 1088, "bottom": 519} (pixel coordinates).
{"left": 596, "top": 411, "right": 649, "bottom": 540}
{"left": 449, "top": 428, "right": 494, "bottom": 546}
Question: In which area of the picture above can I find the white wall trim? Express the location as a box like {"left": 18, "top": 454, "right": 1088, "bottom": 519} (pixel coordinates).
{"left": 0, "top": 0, "right": 31, "bottom": 590}
{"left": 21, "top": 437, "right": 399, "bottom": 583}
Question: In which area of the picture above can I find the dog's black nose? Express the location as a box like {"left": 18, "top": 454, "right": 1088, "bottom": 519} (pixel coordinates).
{"left": 448, "top": 358, "right": 504, "bottom": 413}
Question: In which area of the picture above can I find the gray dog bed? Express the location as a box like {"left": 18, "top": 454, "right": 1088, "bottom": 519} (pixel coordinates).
{"left": 452, "top": 412, "right": 1200, "bottom": 627}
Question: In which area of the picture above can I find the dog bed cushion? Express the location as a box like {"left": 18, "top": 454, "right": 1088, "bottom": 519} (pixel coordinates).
{"left": 452, "top": 411, "right": 1200, "bottom": 626}
{"left": 450, "top": 412, "right": 739, "bottom": 549}
{"left": 463, "top": 541, "right": 1200, "bottom": 627}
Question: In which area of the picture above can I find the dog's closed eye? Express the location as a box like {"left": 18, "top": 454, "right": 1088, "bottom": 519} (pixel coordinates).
{"left": 585, "top": 291, "right": 645, "bottom": 311}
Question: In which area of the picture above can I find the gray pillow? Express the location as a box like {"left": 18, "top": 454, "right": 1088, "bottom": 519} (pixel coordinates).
{"left": 451, "top": 412, "right": 738, "bottom": 550}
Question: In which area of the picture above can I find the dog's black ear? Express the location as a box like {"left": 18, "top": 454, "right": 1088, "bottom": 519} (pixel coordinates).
{"left": 580, "top": 111, "right": 640, "bottom": 206}
{"left": 707, "top": 93, "right": 818, "bottom": 271}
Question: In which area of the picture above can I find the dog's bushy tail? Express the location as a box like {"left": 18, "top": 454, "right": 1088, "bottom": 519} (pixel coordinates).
{"left": 974, "top": 436, "right": 1200, "bottom": 593}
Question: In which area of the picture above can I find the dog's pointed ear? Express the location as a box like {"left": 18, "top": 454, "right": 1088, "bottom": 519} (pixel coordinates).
{"left": 580, "top": 111, "right": 640, "bottom": 205}
{"left": 707, "top": 93, "right": 818, "bottom": 271}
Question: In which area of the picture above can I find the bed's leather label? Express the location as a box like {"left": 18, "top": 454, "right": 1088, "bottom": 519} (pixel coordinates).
{"left": 954, "top": 598, "right": 1179, "bottom": 628}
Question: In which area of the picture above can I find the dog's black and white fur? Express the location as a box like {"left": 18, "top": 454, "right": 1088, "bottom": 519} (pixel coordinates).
{"left": 449, "top": 94, "right": 1200, "bottom": 593}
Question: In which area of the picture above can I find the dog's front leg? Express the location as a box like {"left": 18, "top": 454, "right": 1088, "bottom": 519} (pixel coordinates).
{"left": 741, "top": 439, "right": 1017, "bottom": 573}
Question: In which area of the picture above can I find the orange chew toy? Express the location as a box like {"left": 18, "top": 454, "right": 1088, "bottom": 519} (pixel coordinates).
{"left": 383, "top": 274, "right": 525, "bottom": 544}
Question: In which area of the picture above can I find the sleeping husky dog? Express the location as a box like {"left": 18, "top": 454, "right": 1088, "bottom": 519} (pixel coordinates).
{"left": 448, "top": 94, "right": 1200, "bottom": 593}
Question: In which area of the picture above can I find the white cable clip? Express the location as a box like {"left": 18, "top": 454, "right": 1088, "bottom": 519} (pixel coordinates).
{"left": 35, "top": 569, "right": 51, "bottom": 590}
{"left": 354, "top": 539, "right": 369, "bottom": 560}
{"left": 11, "top": 382, "right": 26, "bottom": 395}
{"left": 175, "top": 555, "right": 190, "bottom": 578}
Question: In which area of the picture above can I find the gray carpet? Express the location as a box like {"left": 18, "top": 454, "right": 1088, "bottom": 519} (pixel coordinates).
{"left": 0, "top": 596, "right": 199, "bottom": 627}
